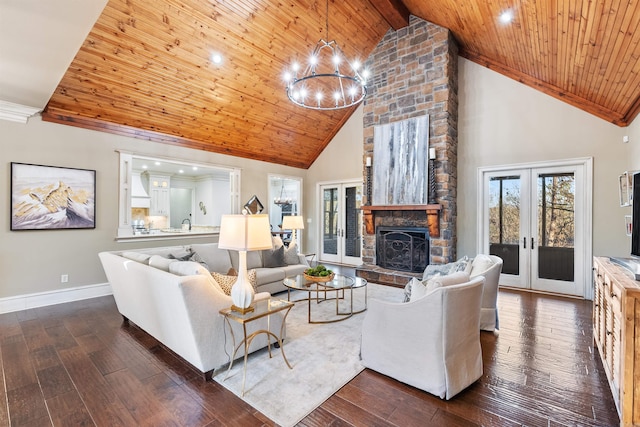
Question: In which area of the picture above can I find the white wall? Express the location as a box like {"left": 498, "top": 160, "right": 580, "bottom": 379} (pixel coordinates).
{"left": 304, "top": 104, "right": 365, "bottom": 254}
{"left": 0, "top": 116, "right": 303, "bottom": 299}
{"left": 458, "top": 57, "right": 629, "bottom": 259}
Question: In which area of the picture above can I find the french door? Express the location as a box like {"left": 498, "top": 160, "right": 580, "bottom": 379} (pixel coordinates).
{"left": 319, "top": 182, "right": 363, "bottom": 265}
{"left": 479, "top": 159, "right": 592, "bottom": 298}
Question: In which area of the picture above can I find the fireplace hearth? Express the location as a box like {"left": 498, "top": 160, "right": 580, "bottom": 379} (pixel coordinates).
{"left": 377, "top": 227, "right": 429, "bottom": 273}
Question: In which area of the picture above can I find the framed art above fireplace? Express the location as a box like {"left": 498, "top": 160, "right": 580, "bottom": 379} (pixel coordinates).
{"left": 372, "top": 115, "right": 429, "bottom": 206}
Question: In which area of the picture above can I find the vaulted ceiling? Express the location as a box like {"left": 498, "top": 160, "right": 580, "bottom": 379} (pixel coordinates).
{"left": 32, "top": 0, "right": 640, "bottom": 168}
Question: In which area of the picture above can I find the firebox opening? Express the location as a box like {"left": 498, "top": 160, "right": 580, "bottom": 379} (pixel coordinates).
{"left": 376, "top": 226, "right": 430, "bottom": 273}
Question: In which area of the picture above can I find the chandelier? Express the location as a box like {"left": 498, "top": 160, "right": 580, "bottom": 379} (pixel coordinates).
{"left": 274, "top": 182, "right": 294, "bottom": 206}
{"left": 283, "top": 0, "right": 369, "bottom": 110}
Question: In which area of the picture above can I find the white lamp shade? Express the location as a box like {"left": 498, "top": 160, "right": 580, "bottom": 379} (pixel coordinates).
{"left": 281, "top": 215, "right": 305, "bottom": 230}
{"left": 218, "top": 214, "right": 273, "bottom": 251}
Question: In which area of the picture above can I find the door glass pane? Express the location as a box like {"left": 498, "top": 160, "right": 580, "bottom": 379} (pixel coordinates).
{"left": 323, "top": 188, "right": 338, "bottom": 255}
{"left": 344, "top": 185, "right": 362, "bottom": 258}
{"left": 489, "top": 176, "right": 520, "bottom": 275}
{"left": 537, "top": 173, "right": 575, "bottom": 281}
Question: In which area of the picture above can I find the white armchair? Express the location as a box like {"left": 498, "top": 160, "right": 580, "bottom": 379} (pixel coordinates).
{"left": 469, "top": 255, "right": 503, "bottom": 331}
{"left": 360, "top": 276, "right": 485, "bottom": 400}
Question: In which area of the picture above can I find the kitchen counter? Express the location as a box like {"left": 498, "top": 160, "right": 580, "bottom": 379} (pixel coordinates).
{"left": 116, "top": 226, "right": 219, "bottom": 242}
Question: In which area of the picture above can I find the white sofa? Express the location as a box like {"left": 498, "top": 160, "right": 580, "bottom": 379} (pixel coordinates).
{"left": 361, "top": 276, "right": 485, "bottom": 399}
{"left": 99, "top": 243, "right": 308, "bottom": 379}
{"left": 189, "top": 241, "right": 310, "bottom": 294}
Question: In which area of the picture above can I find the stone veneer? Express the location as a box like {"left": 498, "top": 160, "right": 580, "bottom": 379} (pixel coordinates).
{"left": 358, "top": 16, "right": 459, "bottom": 286}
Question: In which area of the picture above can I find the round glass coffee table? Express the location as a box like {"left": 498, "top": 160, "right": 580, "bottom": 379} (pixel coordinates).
{"left": 283, "top": 274, "right": 367, "bottom": 324}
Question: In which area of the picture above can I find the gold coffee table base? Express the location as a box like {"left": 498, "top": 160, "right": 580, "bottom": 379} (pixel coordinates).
{"left": 284, "top": 274, "right": 368, "bottom": 324}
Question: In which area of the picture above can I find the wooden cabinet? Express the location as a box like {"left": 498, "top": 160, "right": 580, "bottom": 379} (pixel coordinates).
{"left": 148, "top": 174, "right": 170, "bottom": 216}
{"left": 593, "top": 257, "right": 640, "bottom": 426}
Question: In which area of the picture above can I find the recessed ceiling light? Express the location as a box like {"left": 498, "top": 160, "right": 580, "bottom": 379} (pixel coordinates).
{"left": 179, "top": 169, "right": 184, "bottom": 174}
{"left": 154, "top": 161, "right": 161, "bottom": 166}
{"left": 142, "top": 165, "right": 148, "bottom": 169}
{"left": 499, "top": 10, "right": 514, "bottom": 24}
{"left": 211, "top": 53, "right": 223, "bottom": 64}
{"left": 192, "top": 166, "right": 198, "bottom": 171}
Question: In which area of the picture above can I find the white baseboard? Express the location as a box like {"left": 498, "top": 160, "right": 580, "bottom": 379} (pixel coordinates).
{"left": 0, "top": 283, "right": 113, "bottom": 314}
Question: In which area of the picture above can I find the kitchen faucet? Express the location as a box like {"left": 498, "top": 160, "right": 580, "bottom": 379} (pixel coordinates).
{"left": 182, "top": 217, "right": 192, "bottom": 231}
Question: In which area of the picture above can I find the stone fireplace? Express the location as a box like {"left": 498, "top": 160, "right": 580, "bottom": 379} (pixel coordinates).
{"left": 356, "top": 16, "right": 458, "bottom": 287}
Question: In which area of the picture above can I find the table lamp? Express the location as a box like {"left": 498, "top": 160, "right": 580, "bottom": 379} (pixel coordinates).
{"left": 218, "top": 214, "right": 272, "bottom": 313}
{"left": 281, "top": 215, "right": 305, "bottom": 243}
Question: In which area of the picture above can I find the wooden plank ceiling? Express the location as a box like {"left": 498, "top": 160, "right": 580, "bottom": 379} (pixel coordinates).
{"left": 42, "top": 0, "right": 640, "bottom": 168}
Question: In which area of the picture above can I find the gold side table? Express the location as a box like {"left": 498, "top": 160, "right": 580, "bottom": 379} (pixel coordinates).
{"left": 219, "top": 298, "right": 293, "bottom": 396}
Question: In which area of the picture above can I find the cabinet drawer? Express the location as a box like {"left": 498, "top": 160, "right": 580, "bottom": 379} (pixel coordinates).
{"left": 605, "top": 276, "right": 623, "bottom": 315}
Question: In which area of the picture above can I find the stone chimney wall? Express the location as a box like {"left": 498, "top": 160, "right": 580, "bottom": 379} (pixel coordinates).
{"left": 362, "top": 16, "right": 459, "bottom": 267}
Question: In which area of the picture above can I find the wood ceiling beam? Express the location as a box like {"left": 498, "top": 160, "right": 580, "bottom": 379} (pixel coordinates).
{"left": 41, "top": 109, "right": 315, "bottom": 169}
{"left": 366, "top": 0, "right": 410, "bottom": 30}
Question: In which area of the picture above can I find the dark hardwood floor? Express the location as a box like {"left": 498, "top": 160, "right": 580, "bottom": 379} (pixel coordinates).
{"left": 0, "top": 286, "right": 619, "bottom": 426}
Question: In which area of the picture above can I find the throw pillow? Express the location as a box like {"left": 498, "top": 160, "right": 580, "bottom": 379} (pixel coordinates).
{"left": 211, "top": 272, "right": 236, "bottom": 295}
{"left": 432, "top": 271, "right": 470, "bottom": 287}
{"left": 169, "top": 261, "right": 209, "bottom": 277}
{"left": 167, "top": 248, "right": 193, "bottom": 261}
{"left": 148, "top": 255, "right": 177, "bottom": 272}
{"left": 211, "top": 270, "right": 258, "bottom": 295}
{"left": 262, "top": 244, "right": 286, "bottom": 268}
{"left": 167, "top": 252, "right": 193, "bottom": 261}
{"left": 408, "top": 277, "right": 427, "bottom": 302}
{"left": 284, "top": 241, "right": 300, "bottom": 265}
{"left": 470, "top": 254, "right": 495, "bottom": 277}
{"left": 188, "top": 251, "right": 210, "bottom": 271}
{"left": 403, "top": 278, "right": 413, "bottom": 302}
{"left": 272, "top": 235, "right": 285, "bottom": 249}
{"left": 247, "top": 269, "right": 257, "bottom": 291}
{"left": 422, "top": 263, "right": 454, "bottom": 281}
{"left": 406, "top": 274, "right": 444, "bottom": 302}
{"left": 450, "top": 255, "right": 472, "bottom": 274}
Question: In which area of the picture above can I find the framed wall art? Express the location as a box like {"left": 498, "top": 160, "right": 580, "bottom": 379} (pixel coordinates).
{"left": 10, "top": 162, "right": 96, "bottom": 230}
{"left": 619, "top": 171, "right": 636, "bottom": 207}
{"left": 243, "top": 195, "right": 264, "bottom": 215}
{"left": 372, "top": 115, "right": 429, "bottom": 205}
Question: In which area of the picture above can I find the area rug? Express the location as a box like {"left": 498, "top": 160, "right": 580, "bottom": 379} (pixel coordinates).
{"left": 214, "top": 283, "right": 403, "bottom": 427}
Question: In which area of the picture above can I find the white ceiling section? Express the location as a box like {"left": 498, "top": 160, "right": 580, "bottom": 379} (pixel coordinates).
{"left": 0, "top": 0, "right": 107, "bottom": 121}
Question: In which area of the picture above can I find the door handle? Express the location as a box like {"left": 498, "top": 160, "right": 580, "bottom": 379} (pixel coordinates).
{"left": 531, "top": 238, "right": 535, "bottom": 249}
{"left": 523, "top": 237, "right": 526, "bottom": 249}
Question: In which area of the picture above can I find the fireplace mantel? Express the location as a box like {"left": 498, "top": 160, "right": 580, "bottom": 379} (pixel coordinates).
{"left": 361, "top": 204, "right": 441, "bottom": 237}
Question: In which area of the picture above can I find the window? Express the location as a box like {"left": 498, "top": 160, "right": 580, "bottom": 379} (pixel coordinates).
{"left": 117, "top": 151, "right": 240, "bottom": 239}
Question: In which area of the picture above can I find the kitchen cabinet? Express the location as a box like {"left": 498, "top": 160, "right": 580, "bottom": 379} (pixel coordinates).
{"left": 148, "top": 174, "right": 170, "bottom": 216}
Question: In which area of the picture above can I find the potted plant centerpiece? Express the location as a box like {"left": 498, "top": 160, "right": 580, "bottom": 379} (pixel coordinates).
{"left": 303, "top": 264, "right": 335, "bottom": 282}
